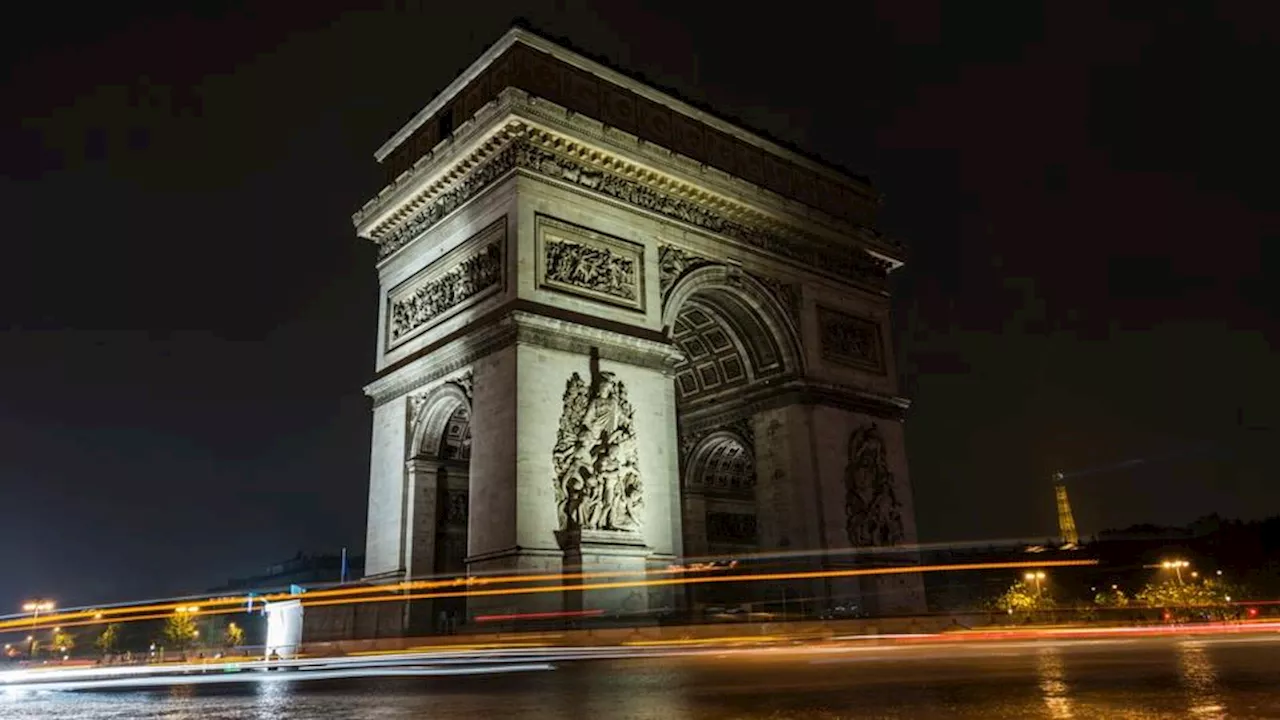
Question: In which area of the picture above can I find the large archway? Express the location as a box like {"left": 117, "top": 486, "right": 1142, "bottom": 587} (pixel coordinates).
{"left": 405, "top": 379, "right": 472, "bottom": 633}
{"left": 664, "top": 265, "right": 803, "bottom": 613}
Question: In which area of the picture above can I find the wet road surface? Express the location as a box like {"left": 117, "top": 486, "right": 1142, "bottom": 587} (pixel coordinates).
{"left": 4, "top": 634, "right": 1278, "bottom": 719}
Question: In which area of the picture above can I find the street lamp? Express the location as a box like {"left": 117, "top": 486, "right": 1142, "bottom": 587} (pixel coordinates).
{"left": 1162, "top": 559, "right": 1191, "bottom": 584}
{"left": 174, "top": 605, "right": 203, "bottom": 651}
{"left": 21, "top": 599, "right": 54, "bottom": 657}
{"left": 1024, "top": 571, "right": 1046, "bottom": 596}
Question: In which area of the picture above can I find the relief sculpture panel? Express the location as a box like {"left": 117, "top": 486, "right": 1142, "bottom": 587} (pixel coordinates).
{"left": 386, "top": 220, "right": 505, "bottom": 348}
{"left": 844, "top": 422, "right": 905, "bottom": 547}
{"left": 551, "top": 368, "right": 644, "bottom": 532}
{"left": 536, "top": 214, "right": 644, "bottom": 311}
{"left": 818, "top": 305, "right": 885, "bottom": 374}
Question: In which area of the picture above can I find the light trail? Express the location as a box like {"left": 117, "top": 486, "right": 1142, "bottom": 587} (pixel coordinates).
{"left": 674, "top": 536, "right": 1084, "bottom": 565}
{"left": 0, "top": 564, "right": 728, "bottom": 631}
{"left": 475, "top": 609, "right": 605, "bottom": 623}
{"left": 299, "top": 559, "right": 1101, "bottom": 609}
{"left": 1, "top": 663, "right": 555, "bottom": 693}
{"left": 0, "top": 536, "right": 1080, "bottom": 627}
{"left": 5, "top": 619, "right": 1280, "bottom": 694}
{"left": 0, "top": 558, "right": 1097, "bottom": 633}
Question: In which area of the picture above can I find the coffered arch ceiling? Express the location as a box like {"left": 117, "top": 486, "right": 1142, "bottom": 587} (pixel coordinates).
{"left": 671, "top": 291, "right": 785, "bottom": 405}
{"left": 686, "top": 432, "right": 757, "bottom": 496}
{"left": 437, "top": 405, "right": 472, "bottom": 461}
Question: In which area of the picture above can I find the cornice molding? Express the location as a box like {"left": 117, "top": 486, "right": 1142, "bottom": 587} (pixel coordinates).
{"left": 358, "top": 91, "right": 902, "bottom": 264}
{"left": 357, "top": 118, "right": 896, "bottom": 294}
{"left": 365, "top": 306, "right": 684, "bottom": 406}
{"left": 510, "top": 310, "right": 685, "bottom": 374}
{"left": 365, "top": 318, "right": 517, "bottom": 406}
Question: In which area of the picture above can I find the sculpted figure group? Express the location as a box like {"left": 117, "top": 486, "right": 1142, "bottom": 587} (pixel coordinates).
{"left": 544, "top": 239, "right": 638, "bottom": 302}
{"left": 389, "top": 242, "right": 503, "bottom": 342}
{"left": 552, "top": 370, "right": 643, "bottom": 533}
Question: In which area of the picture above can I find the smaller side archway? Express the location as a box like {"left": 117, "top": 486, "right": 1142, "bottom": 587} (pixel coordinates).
{"left": 409, "top": 382, "right": 472, "bottom": 461}
{"left": 682, "top": 429, "right": 763, "bottom": 611}
{"left": 682, "top": 430, "right": 758, "bottom": 556}
{"left": 403, "top": 380, "right": 473, "bottom": 633}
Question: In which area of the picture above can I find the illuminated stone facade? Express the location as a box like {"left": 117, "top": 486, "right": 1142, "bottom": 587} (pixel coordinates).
{"left": 355, "top": 25, "right": 924, "bottom": 626}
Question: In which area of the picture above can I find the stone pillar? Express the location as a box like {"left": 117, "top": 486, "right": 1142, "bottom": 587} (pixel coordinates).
{"left": 364, "top": 399, "right": 408, "bottom": 578}
{"left": 402, "top": 459, "right": 442, "bottom": 635}
{"left": 680, "top": 492, "right": 708, "bottom": 558}
{"left": 462, "top": 314, "right": 682, "bottom": 620}
{"left": 558, "top": 529, "right": 651, "bottom": 616}
{"left": 809, "top": 405, "right": 925, "bottom": 616}
{"left": 403, "top": 459, "right": 442, "bottom": 581}
{"left": 750, "top": 404, "right": 832, "bottom": 611}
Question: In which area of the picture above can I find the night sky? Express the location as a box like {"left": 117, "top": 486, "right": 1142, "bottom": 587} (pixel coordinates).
{"left": 2, "top": 2, "right": 1276, "bottom": 611}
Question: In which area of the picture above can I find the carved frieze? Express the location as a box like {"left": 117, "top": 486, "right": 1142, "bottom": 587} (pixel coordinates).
{"left": 552, "top": 369, "right": 643, "bottom": 532}
{"left": 658, "top": 245, "right": 712, "bottom": 298}
{"left": 373, "top": 132, "right": 889, "bottom": 293}
{"left": 817, "top": 305, "right": 885, "bottom": 374}
{"left": 378, "top": 140, "right": 521, "bottom": 260}
{"left": 536, "top": 215, "right": 644, "bottom": 310}
{"left": 844, "top": 422, "right": 905, "bottom": 547}
{"left": 751, "top": 273, "right": 802, "bottom": 329}
{"left": 386, "top": 220, "right": 505, "bottom": 348}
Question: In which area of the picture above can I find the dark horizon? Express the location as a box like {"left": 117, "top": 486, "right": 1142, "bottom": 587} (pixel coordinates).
{"left": 2, "top": 1, "right": 1275, "bottom": 610}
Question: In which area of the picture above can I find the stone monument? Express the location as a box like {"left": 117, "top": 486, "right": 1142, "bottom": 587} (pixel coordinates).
{"left": 353, "top": 23, "right": 925, "bottom": 628}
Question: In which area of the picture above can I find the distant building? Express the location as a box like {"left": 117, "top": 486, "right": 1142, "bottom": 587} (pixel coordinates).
{"left": 210, "top": 552, "right": 365, "bottom": 594}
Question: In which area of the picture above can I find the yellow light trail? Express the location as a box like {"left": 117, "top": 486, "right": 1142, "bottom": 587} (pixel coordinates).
{"left": 300, "top": 559, "right": 1099, "bottom": 609}
{"left": 1, "top": 559, "right": 1097, "bottom": 633}
{"left": 0, "top": 565, "right": 719, "bottom": 631}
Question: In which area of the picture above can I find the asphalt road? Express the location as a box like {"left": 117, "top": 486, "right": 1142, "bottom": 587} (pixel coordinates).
{"left": 4, "top": 634, "right": 1279, "bottom": 719}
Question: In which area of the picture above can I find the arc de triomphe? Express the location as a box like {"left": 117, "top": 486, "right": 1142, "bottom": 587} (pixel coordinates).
{"left": 353, "top": 25, "right": 924, "bottom": 627}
